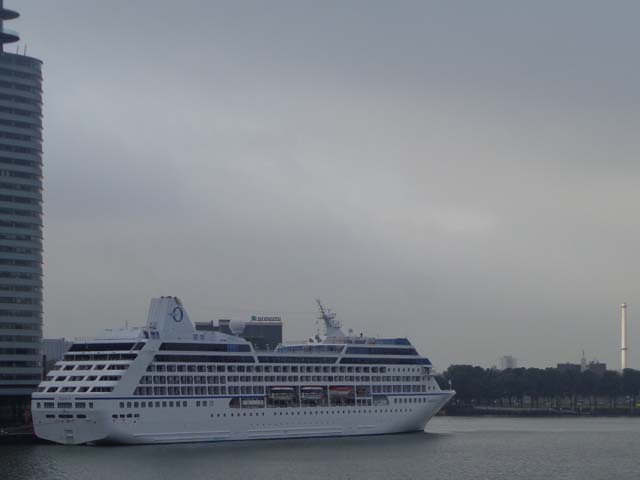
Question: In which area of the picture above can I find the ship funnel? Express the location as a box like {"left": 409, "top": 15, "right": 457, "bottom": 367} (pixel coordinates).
{"left": 147, "top": 296, "right": 195, "bottom": 339}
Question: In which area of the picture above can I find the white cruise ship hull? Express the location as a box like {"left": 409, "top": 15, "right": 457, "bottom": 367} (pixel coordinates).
{"left": 32, "top": 296, "right": 456, "bottom": 445}
{"left": 33, "top": 392, "right": 454, "bottom": 445}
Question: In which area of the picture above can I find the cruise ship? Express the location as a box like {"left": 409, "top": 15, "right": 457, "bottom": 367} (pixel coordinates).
{"left": 31, "top": 297, "right": 455, "bottom": 445}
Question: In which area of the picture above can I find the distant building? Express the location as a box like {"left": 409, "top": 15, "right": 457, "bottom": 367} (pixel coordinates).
{"left": 557, "top": 361, "right": 607, "bottom": 376}
{"left": 195, "top": 315, "right": 283, "bottom": 351}
{"left": 499, "top": 355, "right": 517, "bottom": 370}
{"left": 585, "top": 361, "right": 606, "bottom": 376}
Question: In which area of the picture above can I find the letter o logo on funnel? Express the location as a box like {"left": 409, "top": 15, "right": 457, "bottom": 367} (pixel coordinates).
{"left": 171, "top": 306, "right": 184, "bottom": 323}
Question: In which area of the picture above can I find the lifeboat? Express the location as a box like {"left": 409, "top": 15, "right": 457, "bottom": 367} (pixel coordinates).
{"left": 269, "top": 387, "right": 295, "bottom": 401}
{"left": 300, "top": 387, "right": 324, "bottom": 400}
{"left": 329, "top": 386, "right": 353, "bottom": 397}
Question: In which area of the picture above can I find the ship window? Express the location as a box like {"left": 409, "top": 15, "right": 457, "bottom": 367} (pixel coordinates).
{"left": 162, "top": 401, "right": 167, "bottom": 407}
{"left": 69, "top": 342, "right": 136, "bottom": 352}
{"left": 94, "top": 365, "right": 105, "bottom": 370}
{"left": 91, "top": 387, "right": 114, "bottom": 392}
{"left": 182, "top": 401, "right": 187, "bottom": 407}
{"left": 77, "top": 414, "right": 87, "bottom": 419}
{"left": 127, "top": 413, "right": 132, "bottom": 418}
{"left": 75, "top": 402, "right": 86, "bottom": 409}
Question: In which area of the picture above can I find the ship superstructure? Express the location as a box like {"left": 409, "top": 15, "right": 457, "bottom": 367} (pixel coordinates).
{"left": 32, "top": 297, "right": 454, "bottom": 445}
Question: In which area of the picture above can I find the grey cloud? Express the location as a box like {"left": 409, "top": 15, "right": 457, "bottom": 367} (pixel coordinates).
{"left": 14, "top": 0, "right": 640, "bottom": 369}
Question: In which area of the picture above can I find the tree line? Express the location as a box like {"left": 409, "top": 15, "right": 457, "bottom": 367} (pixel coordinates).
{"left": 438, "top": 365, "right": 640, "bottom": 408}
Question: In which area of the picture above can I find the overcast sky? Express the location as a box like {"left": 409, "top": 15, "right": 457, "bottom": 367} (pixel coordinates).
{"left": 14, "top": 0, "right": 640, "bottom": 370}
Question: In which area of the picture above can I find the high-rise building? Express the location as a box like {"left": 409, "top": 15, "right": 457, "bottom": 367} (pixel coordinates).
{"left": 0, "top": 1, "right": 43, "bottom": 424}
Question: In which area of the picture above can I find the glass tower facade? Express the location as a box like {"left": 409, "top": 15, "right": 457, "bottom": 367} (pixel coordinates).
{"left": 0, "top": 1, "right": 43, "bottom": 419}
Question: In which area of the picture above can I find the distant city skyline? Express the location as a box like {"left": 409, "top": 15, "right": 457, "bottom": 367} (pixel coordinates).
{"left": 14, "top": 0, "right": 640, "bottom": 370}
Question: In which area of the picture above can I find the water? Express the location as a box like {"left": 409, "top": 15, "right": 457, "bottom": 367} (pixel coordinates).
{"left": 2, "top": 417, "right": 639, "bottom": 480}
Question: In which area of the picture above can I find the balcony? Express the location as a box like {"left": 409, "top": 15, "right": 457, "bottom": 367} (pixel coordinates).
{"left": 0, "top": 26, "right": 19, "bottom": 45}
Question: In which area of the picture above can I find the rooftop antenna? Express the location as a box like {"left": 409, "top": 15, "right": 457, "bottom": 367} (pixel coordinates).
{"left": 0, "top": 1, "right": 20, "bottom": 53}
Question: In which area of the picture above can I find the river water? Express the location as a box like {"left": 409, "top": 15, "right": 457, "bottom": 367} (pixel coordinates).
{"left": 2, "top": 417, "right": 638, "bottom": 480}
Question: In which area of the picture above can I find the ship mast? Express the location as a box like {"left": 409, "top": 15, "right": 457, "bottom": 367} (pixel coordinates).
{"left": 316, "top": 299, "right": 344, "bottom": 337}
